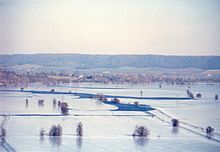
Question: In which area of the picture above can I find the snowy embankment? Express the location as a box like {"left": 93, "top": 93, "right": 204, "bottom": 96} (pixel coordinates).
{"left": 150, "top": 109, "right": 220, "bottom": 144}
{"left": 0, "top": 89, "right": 192, "bottom": 100}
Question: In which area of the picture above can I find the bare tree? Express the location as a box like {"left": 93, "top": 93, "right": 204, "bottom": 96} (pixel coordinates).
{"left": 132, "top": 125, "right": 149, "bottom": 137}
{"left": 196, "top": 93, "right": 201, "bottom": 98}
{"left": 49, "top": 124, "right": 62, "bottom": 136}
{"left": 25, "top": 98, "right": 29, "bottom": 107}
{"left": 134, "top": 101, "right": 139, "bottom": 106}
{"left": 112, "top": 98, "right": 120, "bottom": 103}
{"left": 0, "top": 115, "right": 9, "bottom": 137}
{"left": 206, "top": 126, "right": 214, "bottom": 134}
{"left": 38, "top": 99, "right": 44, "bottom": 106}
{"left": 60, "top": 102, "right": 69, "bottom": 115}
{"left": 215, "top": 94, "right": 219, "bottom": 100}
{"left": 39, "top": 128, "right": 46, "bottom": 137}
{"left": 186, "top": 90, "right": 194, "bottom": 99}
{"left": 53, "top": 98, "right": 57, "bottom": 107}
{"left": 76, "top": 122, "right": 83, "bottom": 136}
{"left": 172, "top": 119, "right": 179, "bottom": 127}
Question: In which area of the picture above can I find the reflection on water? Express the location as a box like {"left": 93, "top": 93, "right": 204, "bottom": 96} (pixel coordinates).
{"left": 172, "top": 127, "right": 179, "bottom": 134}
{"left": 133, "top": 137, "right": 148, "bottom": 147}
{"left": 206, "top": 132, "right": 214, "bottom": 139}
{"left": 0, "top": 137, "right": 16, "bottom": 152}
{"left": 49, "top": 137, "right": 62, "bottom": 146}
{"left": 76, "top": 136, "right": 83, "bottom": 149}
{"left": 25, "top": 102, "right": 28, "bottom": 108}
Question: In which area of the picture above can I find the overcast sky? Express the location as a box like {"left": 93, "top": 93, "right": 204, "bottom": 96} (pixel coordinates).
{"left": 0, "top": 0, "right": 220, "bottom": 55}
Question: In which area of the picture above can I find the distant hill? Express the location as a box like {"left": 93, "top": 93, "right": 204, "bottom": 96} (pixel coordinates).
{"left": 0, "top": 54, "right": 220, "bottom": 70}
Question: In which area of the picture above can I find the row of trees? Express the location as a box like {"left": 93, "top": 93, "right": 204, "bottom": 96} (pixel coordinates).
{"left": 39, "top": 122, "right": 83, "bottom": 137}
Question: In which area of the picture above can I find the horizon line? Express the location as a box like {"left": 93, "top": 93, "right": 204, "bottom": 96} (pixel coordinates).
{"left": 0, "top": 52, "right": 220, "bottom": 57}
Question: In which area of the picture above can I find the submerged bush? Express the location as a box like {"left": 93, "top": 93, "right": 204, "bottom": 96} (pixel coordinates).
{"left": 49, "top": 124, "right": 62, "bottom": 136}
{"left": 112, "top": 98, "right": 120, "bottom": 103}
{"left": 53, "top": 98, "right": 57, "bottom": 106}
{"left": 58, "top": 101, "right": 61, "bottom": 107}
{"left": 196, "top": 93, "right": 202, "bottom": 98}
{"left": 134, "top": 101, "right": 139, "bottom": 106}
{"left": 38, "top": 99, "right": 44, "bottom": 106}
{"left": 39, "top": 128, "right": 46, "bottom": 137}
{"left": 206, "top": 126, "right": 214, "bottom": 133}
{"left": 172, "top": 119, "right": 179, "bottom": 127}
{"left": 25, "top": 98, "right": 29, "bottom": 106}
{"left": 96, "top": 94, "right": 107, "bottom": 101}
{"left": 60, "top": 102, "right": 69, "bottom": 115}
{"left": 132, "top": 125, "right": 149, "bottom": 137}
{"left": 215, "top": 94, "right": 219, "bottom": 100}
{"left": 186, "top": 90, "right": 194, "bottom": 99}
{"left": 76, "top": 122, "right": 83, "bottom": 136}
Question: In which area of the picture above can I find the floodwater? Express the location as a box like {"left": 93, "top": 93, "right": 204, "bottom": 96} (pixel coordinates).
{"left": 0, "top": 83, "right": 220, "bottom": 151}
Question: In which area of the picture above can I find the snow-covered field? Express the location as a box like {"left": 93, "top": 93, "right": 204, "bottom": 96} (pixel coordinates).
{"left": 0, "top": 83, "right": 220, "bottom": 151}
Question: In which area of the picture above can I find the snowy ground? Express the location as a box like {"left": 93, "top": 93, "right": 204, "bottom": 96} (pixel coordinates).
{"left": 0, "top": 83, "right": 220, "bottom": 151}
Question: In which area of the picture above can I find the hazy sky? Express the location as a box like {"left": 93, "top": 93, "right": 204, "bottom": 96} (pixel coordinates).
{"left": 0, "top": 0, "right": 220, "bottom": 55}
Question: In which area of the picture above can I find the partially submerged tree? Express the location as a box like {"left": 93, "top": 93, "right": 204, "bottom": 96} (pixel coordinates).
{"left": 196, "top": 93, "right": 202, "bottom": 98}
{"left": 49, "top": 124, "right": 62, "bottom": 136}
{"left": 38, "top": 99, "right": 44, "bottom": 106}
{"left": 172, "top": 119, "right": 179, "bottom": 127}
{"left": 60, "top": 102, "right": 69, "bottom": 115}
{"left": 25, "top": 98, "right": 29, "bottom": 107}
{"left": 140, "top": 90, "right": 143, "bottom": 96}
{"left": 134, "top": 101, "right": 139, "bottom": 106}
{"left": 186, "top": 90, "right": 194, "bottom": 99}
{"left": 215, "top": 94, "right": 218, "bottom": 100}
{"left": 0, "top": 115, "right": 9, "bottom": 137}
{"left": 76, "top": 122, "right": 83, "bottom": 136}
{"left": 39, "top": 128, "right": 46, "bottom": 137}
{"left": 25, "top": 98, "right": 29, "bottom": 105}
{"left": 58, "top": 101, "right": 61, "bottom": 107}
{"left": 132, "top": 125, "right": 149, "bottom": 137}
{"left": 112, "top": 98, "right": 120, "bottom": 104}
{"left": 206, "top": 126, "right": 214, "bottom": 134}
{"left": 53, "top": 98, "right": 57, "bottom": 107}
{"left": 96, "top": 94, "right": 107, "bottom": 101}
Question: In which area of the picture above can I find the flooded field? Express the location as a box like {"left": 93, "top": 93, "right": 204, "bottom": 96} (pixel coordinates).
{"left": 0, "top": 83, "right": 220, "bottom": 151}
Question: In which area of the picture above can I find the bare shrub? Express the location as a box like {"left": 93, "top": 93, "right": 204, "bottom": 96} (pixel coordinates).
{"left": 206, "top": 126, "right": 214, "bottom": 133}
{"left": 39, "top": 128, "right": 46, "bottom": 137}
{"left": 134, "top": 101, "right": 139, "bottom": 106}
{"left": 215, "top": 94, "right": 218, "bottom": 100}
{"left": 96, "top": 94, "right": 107, "bottom": 101}
{"left": 76, "top": 122, "right": 83, "bottom": 136}
{"left": 58, "top": 101, "right": 61, "bottom": 107}
{"left": 172, "top": 119, "right": 179, "bottom": 127}
{"left": 196, "top": 93, "right": 201, "bottom": 98}
{"left": 53, "top": 98, "right": 57, "bottom": 107}
{"left": 1, "top": 115, "right": 9, "bottom": 137}
{"left": 186, "top": 90, "right": 194, "bottom": 99}
{"left": 112, "top": 98, "right": 120, "bottom": 103}
{"left": 49, "top": 124, "right": 62, "bottom": 136}
{"left": 132, "top": 125, "right": 149, "bottom": 137}
{"left": 25, "top": 98, "right": 29, "bottom": 105}
{"left": 38, "top": 99, "right": 44, "bottom": 106}
{"left": 60, "top": 102, "right": 69, "bottom": 115}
